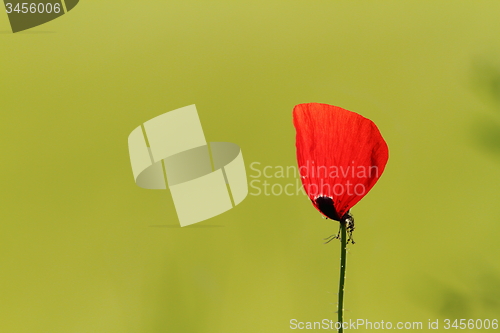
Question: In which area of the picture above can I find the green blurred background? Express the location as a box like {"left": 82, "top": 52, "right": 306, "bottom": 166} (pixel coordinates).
{"left": 1, "top": 1, "right": 500, "bottom": 332}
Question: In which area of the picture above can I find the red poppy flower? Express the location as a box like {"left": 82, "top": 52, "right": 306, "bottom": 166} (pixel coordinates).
{"left": 293, "top": 103, "right": 389, "bottom": 223}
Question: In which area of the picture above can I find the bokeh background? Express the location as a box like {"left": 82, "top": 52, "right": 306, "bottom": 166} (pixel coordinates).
{"left": 1, "top": 1, "right": 500, "bottom": 332}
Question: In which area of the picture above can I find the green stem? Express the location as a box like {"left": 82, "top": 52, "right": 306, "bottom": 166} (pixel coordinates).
{"left": 337, "top": 221, "right": 347, "bottom": 333}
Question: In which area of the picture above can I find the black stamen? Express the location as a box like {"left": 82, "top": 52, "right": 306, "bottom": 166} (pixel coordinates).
{"left": 316, "top": 195, "right": 355, "bottom": 245}
{"left": 315, "top": 196, "right": 341, "bottom": 221}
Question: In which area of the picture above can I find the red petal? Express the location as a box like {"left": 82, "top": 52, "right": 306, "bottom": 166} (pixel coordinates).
{"left": 293, "top": 103, "right": 389, "bottom": 219}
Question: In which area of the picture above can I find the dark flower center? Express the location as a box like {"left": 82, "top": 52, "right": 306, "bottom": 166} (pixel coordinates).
{"left": 315, "top": 196, "right": 341, "bottom": 221}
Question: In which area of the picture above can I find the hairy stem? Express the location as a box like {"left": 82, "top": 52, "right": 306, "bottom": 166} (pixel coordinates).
{"left": 337, "top": 221, "right": 347, "bottom": 333}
